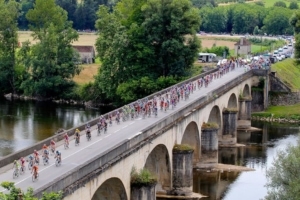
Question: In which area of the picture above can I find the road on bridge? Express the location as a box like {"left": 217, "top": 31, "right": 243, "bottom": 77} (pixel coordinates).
{"left": 0, "top": 66, "right": 247, "bottom": 194}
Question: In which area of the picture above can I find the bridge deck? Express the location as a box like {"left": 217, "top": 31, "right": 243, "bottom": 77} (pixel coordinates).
{"left": 0, "top": 66, "right": 248, "bottom": 194}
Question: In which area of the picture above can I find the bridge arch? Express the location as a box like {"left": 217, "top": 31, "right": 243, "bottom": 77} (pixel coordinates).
{"left": 91, "top": 177, "right": 127, "bottom": 200}
{"left": 207, "top": 105, "right": 222, "bottom": 136}
{"left": 227, "top": 93, "right": 238, "bottom": 108}
{"left": 144, "top": 144, "right": 171, "bottom": 191}
{"left": 181, "top": 121, "right": 200, "bottom": 163}
{"left": 243, "top": 84, "right": 250, "bottom": 97}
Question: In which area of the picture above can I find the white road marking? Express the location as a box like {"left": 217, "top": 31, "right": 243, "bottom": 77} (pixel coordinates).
{"left": 114, "top": 129, "right": 120, "bottom": 133}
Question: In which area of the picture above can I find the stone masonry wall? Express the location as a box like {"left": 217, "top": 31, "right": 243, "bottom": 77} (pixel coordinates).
{"left": 269, "top": 92, "right": 300, "bottom": 106}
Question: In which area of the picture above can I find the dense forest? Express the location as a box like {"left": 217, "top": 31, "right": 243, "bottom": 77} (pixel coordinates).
{"left": 16, "top": 0, "right": 298, "bottom": 35}
{"left": 1, "top": 0, "right": 300, "bottom": 105}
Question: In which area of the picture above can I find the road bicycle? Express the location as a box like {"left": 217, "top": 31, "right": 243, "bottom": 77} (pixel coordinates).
{"left": 75, "top": 136, "right": 80, "bottom": 146}
{"left": 43, "top": 155, "right": 49, "bottom": 166}
{"left": 64, "top": 140, "right": 69, "bottom": 149}
{"left": 13, "top": 169, "right": 19, "bottom": 179}
{"left": 32, "top": 173, "right": 39, "bottom": 182}
{"left": 55, "top": 158, "right": 61, "bottom": 167}
{"left": 19, "top": 165, "right": 26, "bottom": 175}
{"left": 28, "top": 160, "right": 34, "bottom": 170}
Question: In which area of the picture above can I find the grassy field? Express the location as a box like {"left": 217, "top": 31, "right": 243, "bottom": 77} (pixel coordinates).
{"left": 252, "top": 103, "right": 300, "bottom": 119}
{"left": 17, "top": 32, "right": 234, "bottom": 85}
{"left": 251, "top": 44, "right": 269, "bottom": 53}
{"left": 261, "top": 0, "right": 300, "bottom": 8}
{"left": 271, "top": 58, "right": 300, "bottom": 91}
{"left": 219, "top": 0, "right": 300, "bottom": 7}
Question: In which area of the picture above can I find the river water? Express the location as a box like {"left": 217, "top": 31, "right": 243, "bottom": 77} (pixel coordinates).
{"left": 0, "top": 99, "right": 299, "bottom": 199}
{"left": 0, "top": 99, "right": 105, "bottom": 157}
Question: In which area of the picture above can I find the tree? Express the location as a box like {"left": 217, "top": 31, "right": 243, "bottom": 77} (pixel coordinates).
{"left": 289, "top": 1, "right": 299, "bottom": 10}
{"left": 0, "top": 0, "right": 19, "bottom": 95}
{"left": 290, "top": 11, "right": 300, "bottom": 64}
{"left": 263, "top": 7, "right": 293, "bottom": 35}
{"left": 200, "top": 7, "right": 227, "bottom": 33}
{"left": 94, "top": 0, "right": 201, "bottom": 102}
{"left": 253, "top": 26, "right": 260, "bottom": 35}
{"left": 254, "top": 1, "right": 265, "bottom": 7}
{"left": 0, "top": 181, "right": 63, "bottom": 200}
{"left": 21, "top": 0, "right": 81, "bottom": 99}
{"left": 273, "top": 1, "right": 287, "bottom": 8}
{"left": 265, "top": 141, "right": 300, "bottom": 200}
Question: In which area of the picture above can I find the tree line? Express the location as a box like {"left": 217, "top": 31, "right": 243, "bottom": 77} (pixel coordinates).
{"left": 18, "top": 0, "right": 112, "bottom": 31}
{"left": 199, "top": 3, "right": 295, "bottom": 35}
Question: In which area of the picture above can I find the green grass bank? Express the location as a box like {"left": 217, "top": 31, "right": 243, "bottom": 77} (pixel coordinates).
{"left": 252, "top": 59, "right": 300, "bottom": 122}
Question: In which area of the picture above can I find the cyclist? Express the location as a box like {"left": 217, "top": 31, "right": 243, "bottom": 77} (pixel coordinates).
{"left": 50, "top": 139, "right": 56, "bottom": 153}
{"left": 31, "top": 163, "right": 39, "bottom": 179}
{"left": 20, "top": 157, "right": 25, "bottom": 172}
{"left": 13, "top": 160, "right": 20, "bottom": 171}
{"left": 86, "top": 126, "right": 91, "bottom": 139}
{"left": 33, "top": 150, "right": 39, "bottom": 164}
{"left": 42, "top": 144, "right": 49, "bottom": 161}
{"left": 64, "top": 133, "right": 69, "bottom": 147}
{"left": 75, "top": 129, "right": 80, "bottom": 144}
{"left": 55, "top": 150, "right": 61, "bottom": 163}
{"left": 28, "top": 154, "right": 34, "bottom": 169}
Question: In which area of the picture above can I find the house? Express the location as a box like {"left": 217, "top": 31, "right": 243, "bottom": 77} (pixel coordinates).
{"left": 234, "top": 37, "right": 251, "bottom": 56}
{"left": 72, "top": 45, "right": 95, "bottom": 64}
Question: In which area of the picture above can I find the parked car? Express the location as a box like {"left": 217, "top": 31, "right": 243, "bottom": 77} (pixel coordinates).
{"left": 280, "top": 54, "right": 286, "bottom": 60}
{"left": 283, "top": 46, "right": 288, "bottom": 49}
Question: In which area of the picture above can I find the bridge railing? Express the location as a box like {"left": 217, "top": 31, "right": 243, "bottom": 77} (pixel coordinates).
{"left": 0, "top": 67, "right": 218, "bottom": 168}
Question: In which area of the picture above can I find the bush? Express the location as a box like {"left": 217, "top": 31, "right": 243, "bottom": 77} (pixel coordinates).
{"left": 201, "top": 122, "right": 219, "bottom": 129}
{"left": 173, "top": 144, "right": 194, "bottom": 152}
{"left": 130, "top": 167, "right": 157, "bottom": 187}
{"left": 289, "top": 1, "right": 299, "bottom": 9}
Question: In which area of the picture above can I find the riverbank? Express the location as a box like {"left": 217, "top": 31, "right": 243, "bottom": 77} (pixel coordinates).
{"left": 252, "top": 103, "right": 300, "bottom": 124}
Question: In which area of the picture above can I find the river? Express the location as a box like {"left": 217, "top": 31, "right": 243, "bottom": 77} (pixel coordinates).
{"left": 0, "top": 99, "right": 106, "bottom": 157}
{"left": 0, "top": 99, "right": 299, "bottom": 199}
{"left": 196, "top": 121, "right": 300, "bottom": 200}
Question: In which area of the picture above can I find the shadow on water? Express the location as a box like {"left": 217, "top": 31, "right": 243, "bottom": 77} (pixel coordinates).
{"left": 0, "top": 99, "right": 114, "bottom": 157}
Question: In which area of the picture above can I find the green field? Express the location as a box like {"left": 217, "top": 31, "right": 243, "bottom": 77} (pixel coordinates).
{"left": 251, "top": 45, "right": 269, "bottom": 54}
{"left": 252, "top": 103, "right": 300, "bottom": 119}
{"left": 219, "top": 0, "right": 300, "bottom": 7}
{"left": 271, "top": 58, "right": 300, "bottom": 91}
{"left": 261, "top": 0, "right": 300, "bottom": 8}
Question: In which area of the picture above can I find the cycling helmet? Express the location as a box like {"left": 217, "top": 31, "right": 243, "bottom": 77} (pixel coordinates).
{"left": 14, "top": 160, "right": 17, "bottom": 164}
{"left": 56, "top": 150, "right": 59, "bottom": 154}
{"left": 34, "top": 150, "right": 37, "bottom": 152}
{"left": 76, "top": 129, "right": 79, "bottom": 132}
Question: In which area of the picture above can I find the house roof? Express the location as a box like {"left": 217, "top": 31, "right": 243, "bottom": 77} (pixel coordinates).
{"left": 234, "top": 38, "right": 251, "bottom": 46}
{"left": 72, "top": 45, "right": 95, "bottom": 53}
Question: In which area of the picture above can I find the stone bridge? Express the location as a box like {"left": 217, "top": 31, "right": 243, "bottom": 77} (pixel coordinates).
{"left": 0, "top": 67, "right": 268, "bottom": 199}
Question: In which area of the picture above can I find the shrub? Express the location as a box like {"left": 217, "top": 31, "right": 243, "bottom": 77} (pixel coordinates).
{"left": 130, "top": 167, "right": 157, "bottom": 187}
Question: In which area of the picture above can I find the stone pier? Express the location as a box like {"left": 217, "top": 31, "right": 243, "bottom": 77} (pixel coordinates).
{"left": 168, "top": 144, "right": 194, "bottom": 196}
{"left": 201, "top": 127, "right": 219, "bottom": 163}
{"left": 131, "top": 185, "right": 156, "bottom": 200}
{"left": 221, "top": 109, "right": 238, "bottom": 145}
